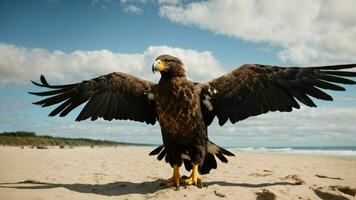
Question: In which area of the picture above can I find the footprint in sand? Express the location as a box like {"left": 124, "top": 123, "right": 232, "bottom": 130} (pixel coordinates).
{"left": 281, "top": 174, "right": 305, "bottom": 185}
{"left": 263, "top": 170, "right": 273, "bottom": 173}
{"left": 249, "top": 171, "right": 273, "bottom": 177}
{"left": 255, "top": 189, "right": 276, "bottom": 200}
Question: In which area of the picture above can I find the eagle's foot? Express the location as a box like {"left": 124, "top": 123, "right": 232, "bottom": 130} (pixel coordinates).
{"left": 183, "top": 163, "right": 202, "bottom": 187}
{"left": 163, "top": 176, "right": 184, "bottom": 188}
{"left": 183, "top": 176, "right": 202, "bottom": 186}
{"left": 162, "top": 165, "right": 183, "bottom": 188}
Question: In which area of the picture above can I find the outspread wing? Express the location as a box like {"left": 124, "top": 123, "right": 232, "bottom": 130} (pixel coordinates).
{"left": 30, "top": 73, "right": 157, "bottom": 124}
{"left": 197, "top": 64, "right": 356, "bottom": 126}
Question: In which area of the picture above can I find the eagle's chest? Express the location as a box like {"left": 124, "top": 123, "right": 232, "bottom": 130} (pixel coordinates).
{"left": 154, "top": 80, "right": 201, "bottom": 134}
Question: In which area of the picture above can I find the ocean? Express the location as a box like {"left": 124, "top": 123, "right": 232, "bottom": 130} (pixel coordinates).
{"left": 231, "top": 146, "right": 356, "bottom": 157}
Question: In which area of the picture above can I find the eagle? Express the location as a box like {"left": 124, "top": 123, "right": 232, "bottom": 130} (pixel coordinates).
{"left": 30, "top": 54, "right": 356, "bottom": 187}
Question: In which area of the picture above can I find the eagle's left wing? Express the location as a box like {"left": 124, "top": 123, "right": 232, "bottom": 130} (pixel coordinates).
{"left": 196, "top": 64, "right": 356, "bottom": 126}
{"left": 30, "top": 73, "right": 157, "bottom": 124}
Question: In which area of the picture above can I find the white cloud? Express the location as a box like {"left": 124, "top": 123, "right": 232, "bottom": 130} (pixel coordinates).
{"left": 0, "top": 43, "right": 224, "bottom": 85}
{"left": 159, "top": 0, "right": 356, "bottom": 65}
{"left": 120, "top": 0, "right": 179, "bottom": 5}
{"left": 120, "top": 0, "right": 148, "bottom": 4}
{"left": 91, "top": 0, "right": 118, "bottom": 9}
{"left": 123, "top": 4, "right": 143, "bottom": 14}
{"left": 119, "top": 0, "right": 149, "bottom": 14}
{"left": 158, "top": 0, "right": 180, "bottom": 5}
{"left": 91, "top": 0, "right": 148, "bottom": 12}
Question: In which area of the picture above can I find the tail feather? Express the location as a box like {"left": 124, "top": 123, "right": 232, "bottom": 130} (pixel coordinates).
{"left": 215, "top": 153, "right": 228, "bottom": 163}
{"left": 200, "top": 141, "right": 235, "bottom": 174}
{"left": 148, "top": 145, "right": 166, "bottom": 161}
{"left": 199, "top": 153, "right": 217, "bottom": 174}
{"left": 157, "top": 148, "right": 166, "bottom": 161}
{"left": 149, "top": 145, "right": 164, "bottom": 156}
{"left": 148, "top": 141, "right": 235, "bottom": 175}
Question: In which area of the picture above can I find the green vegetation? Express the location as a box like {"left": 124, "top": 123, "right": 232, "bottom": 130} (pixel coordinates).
{"left": 0, "top": 131, "right": 121, "bottom": 146}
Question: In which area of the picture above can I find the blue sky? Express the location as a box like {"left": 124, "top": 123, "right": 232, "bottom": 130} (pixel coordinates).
{"left": 1, "top": 0, "right": 356, "bottom": 147}
{"left": 0, "top": 0, "right": 279, "bottom": 65}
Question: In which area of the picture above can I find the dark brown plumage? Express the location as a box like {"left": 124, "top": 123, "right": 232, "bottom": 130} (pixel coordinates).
{"left": 198, "top": 64, "right": 356, "bottom": 126}
{"left": 30, "top": 72, "right": 157, "bottom": 124}
{"left": 30, "top": 54, "right": 356, "bottom": 187}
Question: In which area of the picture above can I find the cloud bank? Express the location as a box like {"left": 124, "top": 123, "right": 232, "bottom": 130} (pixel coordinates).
{"left": 159, "top": 0, "right": 356, "bottom": 65}
{"left": 0, "top": 43, "right": 224, "bottom": 85}
{"left": 209, "top": 107, "right": 356, "bottom": 146}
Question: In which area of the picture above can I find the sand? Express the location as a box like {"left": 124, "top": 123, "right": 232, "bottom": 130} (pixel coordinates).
{"left": 0, "top": 146, "right": 355, "bottom": 200}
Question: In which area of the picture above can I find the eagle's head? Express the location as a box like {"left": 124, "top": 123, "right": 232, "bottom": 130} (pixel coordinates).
{"left": 152, "top": 54, "right": 186, "bottom": 77}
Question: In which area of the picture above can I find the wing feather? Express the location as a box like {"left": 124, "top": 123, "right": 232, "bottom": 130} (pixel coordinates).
{"left": 77, "top": 95, "right": 100, "bottom": 121}
{"left": 49, "top": 99, "right": 72, "bottom": 117}
{"left": 318, "top": 74, "right": 356, "bottom": 84}
{"left": 322, "top": 71, "right": 356, "bottom": 77}
{"left": 59, "top": 95, "right": 87, "bottom": 117}
{"left": 313, "top": 80, "right": 345, "bottom": 91}
{"left": 103, "top": 94, "right": 116, "bottom": 121}
{"left": 306, "top": 86, "right": 333, "bottom": 101}
{"left": 33, "top": 90, "right": 75, "bottom": 107}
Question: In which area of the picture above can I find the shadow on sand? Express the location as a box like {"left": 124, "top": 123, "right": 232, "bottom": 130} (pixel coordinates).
{"left": 206, "top": 181, "right": 296, "bottom": 188}
{"left": 0, "top": 180, "right": 297, "bottom": 196}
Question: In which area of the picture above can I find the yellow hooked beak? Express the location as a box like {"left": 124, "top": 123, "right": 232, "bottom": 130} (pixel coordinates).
{"left": 152, "top": 59, "right": 169, "bottom": 73}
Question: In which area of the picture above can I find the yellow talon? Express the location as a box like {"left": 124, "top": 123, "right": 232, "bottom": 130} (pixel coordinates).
{"left": 183, "top": 164, "right": 202, "bottom": 186}
{"left": 163, "top": 164, "right": 202, "bottom": 187}
{"left": 163, "top": 165, "right": 183, "bottom": 187}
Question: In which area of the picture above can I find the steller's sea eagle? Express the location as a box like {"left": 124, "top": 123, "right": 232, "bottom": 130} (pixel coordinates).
{"left": 30, "top": 54, "right": 356, "bottom": 187}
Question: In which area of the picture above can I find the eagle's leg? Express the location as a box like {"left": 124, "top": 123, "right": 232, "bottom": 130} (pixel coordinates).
{"left": 164, "top": 165, "right": 183, "bottom": 187}
{"left": 184, "top": 163, "right": 202, "bottom": 186}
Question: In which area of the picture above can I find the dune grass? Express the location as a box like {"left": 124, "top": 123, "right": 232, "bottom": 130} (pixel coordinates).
{"left": 0, "top": 131, "right": 121, "bottom": 146}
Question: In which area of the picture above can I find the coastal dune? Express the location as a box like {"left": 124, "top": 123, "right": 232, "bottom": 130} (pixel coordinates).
{"left": 0, "top": 146, "right": 355, "bottom": 200}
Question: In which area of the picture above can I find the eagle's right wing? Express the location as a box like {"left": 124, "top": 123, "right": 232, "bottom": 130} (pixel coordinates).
{"left": 30, "top": 72, "right": 157, "bottom": 124}
{"left": 197, "top": 64, "right": 356, "bottom": 126}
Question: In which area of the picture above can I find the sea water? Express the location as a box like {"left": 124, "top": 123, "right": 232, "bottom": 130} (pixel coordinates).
{"left": 231, "top": 146, "right": 356, "bottom": 157}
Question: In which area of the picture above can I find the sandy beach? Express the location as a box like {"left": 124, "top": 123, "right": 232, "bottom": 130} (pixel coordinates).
{"left": 0, "top": 146, "right": 355, "bottom": 200}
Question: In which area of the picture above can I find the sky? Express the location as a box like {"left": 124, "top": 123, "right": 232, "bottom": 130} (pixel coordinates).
{"left": 0, "top": 0, "right": 356, "bottom": 147}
